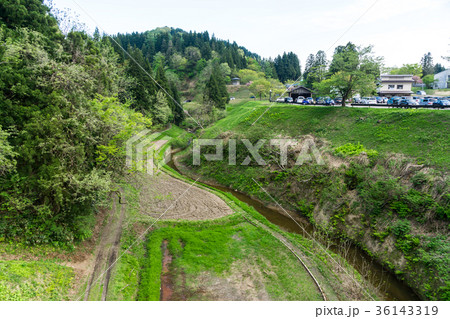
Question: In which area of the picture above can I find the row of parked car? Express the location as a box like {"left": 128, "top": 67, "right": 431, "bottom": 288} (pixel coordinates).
{"left": 276, "top": 96, "right": 342, "bottom": 105}
{"left": 386, "top": 96, "right": 450, "bottom": 108}
{"left": 275, "top": 95, "right": 450, "bottom": 108}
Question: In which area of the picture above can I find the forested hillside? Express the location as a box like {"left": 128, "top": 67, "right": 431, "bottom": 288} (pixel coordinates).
{"left": 111, "top": 28, "right": 301, "bottom": 104}
{"left": 0, "top": 0, "right": 156, "bottom": 245}
{"left": 0, "top": 0, "right": 304, "bottom": 246}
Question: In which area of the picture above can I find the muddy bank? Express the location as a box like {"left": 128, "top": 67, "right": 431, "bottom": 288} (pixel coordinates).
{"left": 160, "top": 240, "right": 174, "bottom": 301}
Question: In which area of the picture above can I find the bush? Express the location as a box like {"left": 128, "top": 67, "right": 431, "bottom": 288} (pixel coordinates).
{"left": 334, "top": 143, "right": 378, "bottom": 158}
{"left": 411, "top": 172, "right": 428, "bottom": 187}
{"left": 392, "top": 220, "right": 411, "bottom": 238}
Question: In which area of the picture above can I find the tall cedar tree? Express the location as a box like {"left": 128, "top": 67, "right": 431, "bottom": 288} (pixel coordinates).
{"left": 274, "top": 52, "right": 301, "bottom": 83}
{"left": 204, "top": 64, "right": 229, "bottom": 109}
{"left": 155, "top": 65, "right": 184, "bottom": 125}
{"left": 126, "top": 46, "right": 157, "bottom": 114}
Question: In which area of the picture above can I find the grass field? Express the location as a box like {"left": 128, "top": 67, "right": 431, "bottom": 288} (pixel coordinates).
{"left": 0, "top": 260, "right": 74, "bottom": 301}
{"left": 201, "top": 101, "right": 449, "bottom": 169}
{"left": 137, "top": 217, "right": 323, "bottom": 301}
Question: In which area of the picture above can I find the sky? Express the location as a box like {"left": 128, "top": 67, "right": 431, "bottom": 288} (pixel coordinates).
{"left": 49, "top": 0, "right": 450, "bottom": 70}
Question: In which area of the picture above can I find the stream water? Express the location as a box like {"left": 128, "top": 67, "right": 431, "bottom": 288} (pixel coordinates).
{"left": 167, "top": 160, "right": 420, "bottom": 301}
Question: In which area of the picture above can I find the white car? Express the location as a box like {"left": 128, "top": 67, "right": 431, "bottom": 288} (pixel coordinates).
{"left": 416, "top": 91, "right": 427, "bottom": 96}
{"left": 276, "top": 97, "right": 285, "bottom": 102}
{"left": 361, "top": 97, "right": 377, "bottom": 104}
{"left": 296, "top": 96, "right": 305, "bottom": 104}
{"left": 412, "top": 97, "right": 421, "bottom": 105}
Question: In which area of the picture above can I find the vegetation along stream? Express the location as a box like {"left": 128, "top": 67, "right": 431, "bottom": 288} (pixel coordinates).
{"left": 167, "top": 158, "right": 420, "bottom": 301}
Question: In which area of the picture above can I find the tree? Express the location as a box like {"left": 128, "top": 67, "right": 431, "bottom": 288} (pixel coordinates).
{"left": 422, "top": 74, "right": 436, "bottom": 89}
{"left": 274, "top": 52, "right": 301, "bottom": 83}
{"left": 125, "top": 46, "right": 157, "bottom": 114}
{"left": 303, "top": 50, "right": 328, "bottom": 88}
{"left": 314, "top": 43, "right": 381, "bottom": 106}
{"left": 312, "top": 50, "right": 328, "bottom": 82}
{"left": 237, "top": 69, "right": 263, "bottom": 84}
{"left": 421, "top": 52, "right": 434, "bottom": 76}
{"left": 303, "top": 54, "right": 315, "bottom": 88}
{"left": 0, "top": 126, "right": 16, "bottom": 176}
{"left": 204, "top": 63, "right": 229, "bottom": 109}
{"left": 261, "top": 59, "right": 277, "bottom": 79}
{"left": 249, "top": 78, "right": 271, "bottom": 100}
{"left": 434, "top": 63, "right": 445, "bottom": 74}
{"left": 390, "top": 63, "right": 423, "bottom": 77}
{"left": 152, "top": 91, "right": 172, "bottom": 124}
{"left": 329, "top": 42, "right": 357, "bottom": 74}
{"left": 0, "top": 0, "right": 62, "bottom": 41}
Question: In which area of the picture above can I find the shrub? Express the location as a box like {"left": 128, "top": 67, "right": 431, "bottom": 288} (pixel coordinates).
{"left": 392, "top": 220, "right": 411, "bottom": 238}
{"left": 411, "top": 172, "right": 428, "bottom": 187}
{"left": 334, "top": 143, "right": 378, "bottom": 158}
{"left": 390, "top": 201, "right": 412, "bottom": 218}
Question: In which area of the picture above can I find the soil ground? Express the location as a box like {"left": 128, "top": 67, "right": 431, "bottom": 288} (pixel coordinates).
{"left": 139, "top": 172, "right": 234, "bottom": 221}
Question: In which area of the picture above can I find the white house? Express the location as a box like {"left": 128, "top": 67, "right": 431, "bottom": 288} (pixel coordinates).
{"left": 231, "top": 77, "right": 240, "bottom": 86}
{"left": 433, "top": 69, "right": 450, "bottom": 89}
{"left": 378, "top": 74, "right": 414, "bottom": 97}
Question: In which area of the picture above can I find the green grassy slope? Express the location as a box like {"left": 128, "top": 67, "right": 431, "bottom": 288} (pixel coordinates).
{"left": 180, "top": 101, "right": 449, "bottom": 300}
{"left": 202, "top": 102, "right": 449, "bottom": 169}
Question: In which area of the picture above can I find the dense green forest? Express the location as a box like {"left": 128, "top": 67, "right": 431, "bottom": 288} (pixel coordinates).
{"left": 0, "top": 0, "right": 303, "bottom": 245}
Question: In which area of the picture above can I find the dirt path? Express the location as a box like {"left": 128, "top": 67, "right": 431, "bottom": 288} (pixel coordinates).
{"left": 83, "top": 191, "right": 125, "bottom": 301}
{"left": 160, "top": 240, "right": 174, "bottom": 301}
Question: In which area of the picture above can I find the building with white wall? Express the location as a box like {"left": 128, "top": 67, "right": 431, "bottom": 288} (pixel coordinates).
{"left": 433, "top": 69, "right": 450, "bottom": 89}
{"left": 378, "top": 74, "right": 413, "bottom": 97}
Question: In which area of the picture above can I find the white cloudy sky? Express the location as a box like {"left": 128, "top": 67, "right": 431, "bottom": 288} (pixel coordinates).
{"left": 50, "top": 0, "right": 450, "bottom": 69}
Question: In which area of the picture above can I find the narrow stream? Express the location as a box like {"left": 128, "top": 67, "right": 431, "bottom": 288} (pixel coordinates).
{"left": 167, "top": 159, "right": 420, "bottom": 301}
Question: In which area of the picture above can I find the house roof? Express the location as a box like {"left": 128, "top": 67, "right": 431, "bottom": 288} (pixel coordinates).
{"left": 379, "top": 90, "right": 413, "bottom": 94}
{"left": 289, "top": 86, "right": 313, "bottom": 93}
{"left": 381, "top": 74, "right": 413, "bottom": 77}
{"left": 434, "top": 69, "right": 450, "bottom": 77}
{"left": 380, "top": 79, "right": 414, "bottom": 83}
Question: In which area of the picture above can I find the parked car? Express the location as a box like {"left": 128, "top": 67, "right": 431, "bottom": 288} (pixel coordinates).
{"left": 420, "top": 98, "right": 436, "bottom": 106}
{"left": 352, "top": 97, "right": 362, "bottom": 104}
{"left": 412, "top": 96, "right": 421, "bottom": 105}
{"left": 361, "top": 97, "right": 377, "bottom": 104}
{"left": 285, "top": 97, "right": 294, "bottom": 103}
{"left": 433, "top": 99, "right": 450, "bottom": 108}
{"left": 334, "top": 97, "right": 343, "bottom": 104}
{"left": 316, "top": 97, "right": 325, "bottom": 104}
{"left": 229, "top": 97, "right": 235, "bottom": 101}
{"left": 324, "top": 98, "right": 335, "bottom": 105}
{"left": 250, "top": 95, "right": 256, "bottom": 99}
{"left": 416, "top": 91, "right": 427, "bottom": 96}
{"left": 276, "top": 97, "right": 285, "bottom": 102}
{"left": 387, "top": 96, "right": 401, "bottom": 106}
{"left": 399, "top": 99, "right": 415, "bottom": 108}
{"left": 296, "top": 96, "right": 305, "bottom": 103}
